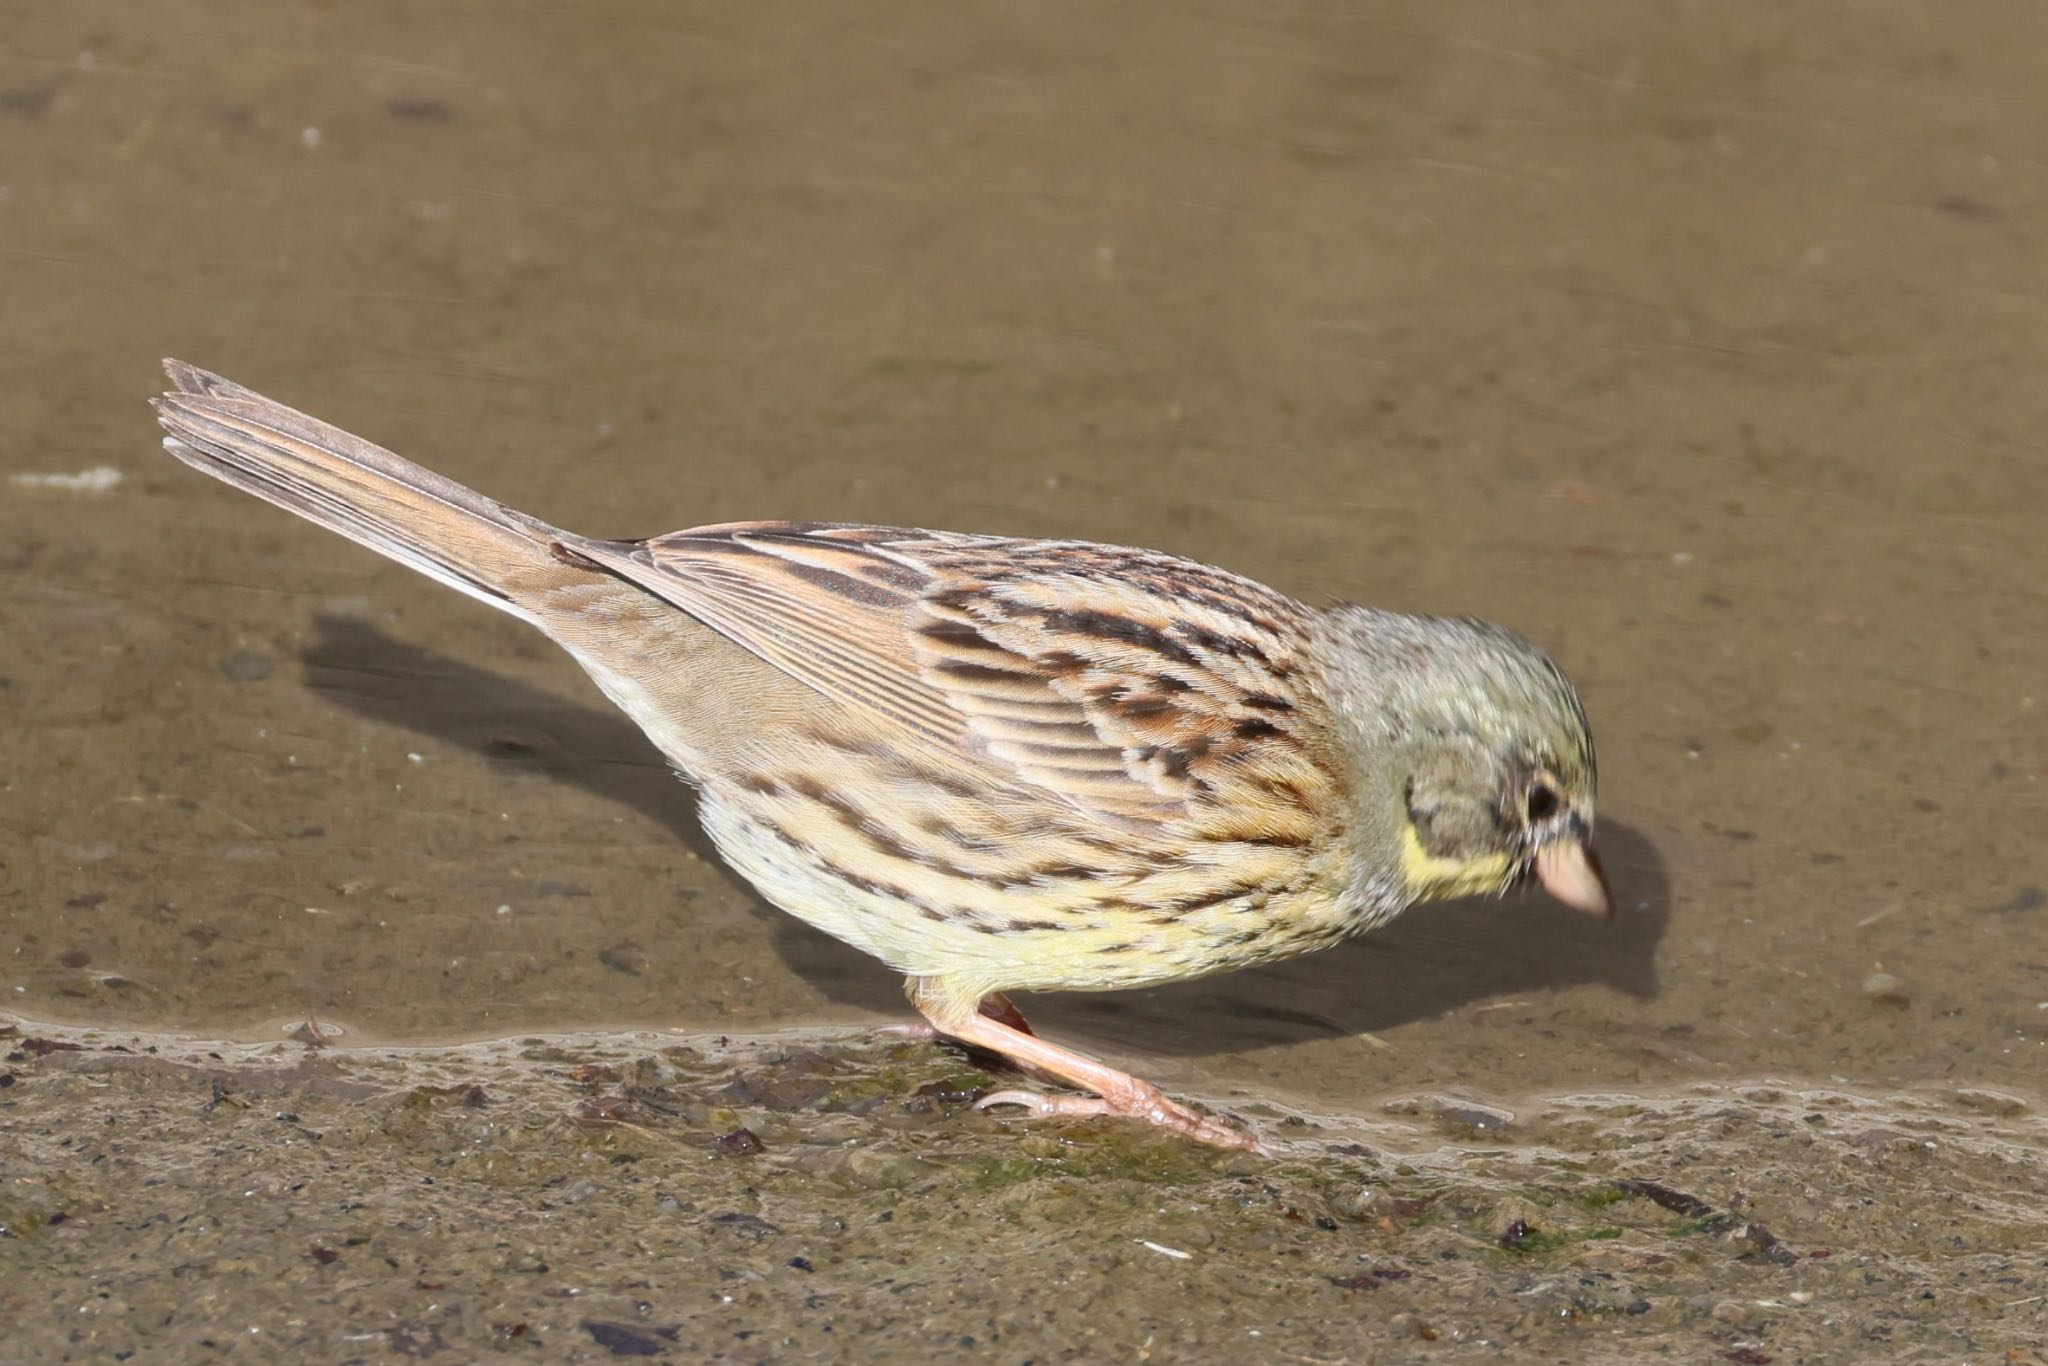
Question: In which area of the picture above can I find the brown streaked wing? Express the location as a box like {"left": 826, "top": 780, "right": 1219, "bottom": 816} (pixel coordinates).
{"left": 905, "top": 540, "right": 1333, "bottom": 833}
{"left": 551, "top": 524, "right": 1334, "bottom": 834}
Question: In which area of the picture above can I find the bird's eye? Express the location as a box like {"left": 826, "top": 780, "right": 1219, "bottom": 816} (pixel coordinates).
{"left": 1525, "top": 783, "right": 1560, "bottom": 823}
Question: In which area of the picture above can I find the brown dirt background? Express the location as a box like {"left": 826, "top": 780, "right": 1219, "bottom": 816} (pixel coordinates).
{"left": 2, "top": 1, "right": 2044, "bottom": 1360}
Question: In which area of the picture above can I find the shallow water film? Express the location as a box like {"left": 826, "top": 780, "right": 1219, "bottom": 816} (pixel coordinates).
{"left": 4, "top": 1, "right": 2046, "bottom": 1360}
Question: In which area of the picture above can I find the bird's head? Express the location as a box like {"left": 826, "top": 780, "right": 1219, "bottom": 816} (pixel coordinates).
{"left": 1316, "top": 608, "right": 1609, "bottom": 920}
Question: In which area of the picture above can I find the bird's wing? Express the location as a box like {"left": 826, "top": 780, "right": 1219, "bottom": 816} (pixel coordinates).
{"left": 904, "top": 538, "right": 1336, "bottom": 834}
{"left": 553, "top": 523, "right": 1334, "bottom": 833}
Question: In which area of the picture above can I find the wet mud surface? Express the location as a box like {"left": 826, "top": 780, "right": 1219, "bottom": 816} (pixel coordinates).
{"left": 4, "top": 0, "right": 2048, "bottom": 1359}
{"left": 5, "top": 1017, "right": 2044, "bottom": 1362}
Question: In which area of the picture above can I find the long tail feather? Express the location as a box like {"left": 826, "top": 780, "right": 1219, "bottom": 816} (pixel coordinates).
{"left": 153, "top": 360, "right": 568, "bottom": 623}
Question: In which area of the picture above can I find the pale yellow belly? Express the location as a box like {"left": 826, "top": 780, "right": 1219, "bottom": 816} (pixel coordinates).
{"left": 697, "top": 788, "right": 1365, "bottom": 1008}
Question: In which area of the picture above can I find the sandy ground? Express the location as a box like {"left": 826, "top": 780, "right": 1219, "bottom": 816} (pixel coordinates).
{"left": 2, "top": 0, "right": 2045, "bottom": 1359}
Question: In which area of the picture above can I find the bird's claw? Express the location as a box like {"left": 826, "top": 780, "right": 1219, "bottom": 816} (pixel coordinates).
{"left": 976, "top": 1087, "right": 1266, "bottom": 1153}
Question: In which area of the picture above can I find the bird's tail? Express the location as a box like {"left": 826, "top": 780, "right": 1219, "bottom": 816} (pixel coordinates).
{"left": 152, "top": 359, "right": 576, "bottom": 624}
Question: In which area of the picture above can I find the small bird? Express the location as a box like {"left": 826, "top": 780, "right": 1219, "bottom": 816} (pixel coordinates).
{"left": 152, "top": 360, "right": 1608, "bottom": 1151}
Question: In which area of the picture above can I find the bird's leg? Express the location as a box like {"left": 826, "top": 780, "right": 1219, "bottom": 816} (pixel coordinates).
{"left": 915, "top": 999, "right": 1263, "bottom": 1153}
{"left": 878, "top": 991, "right": 1035, "bottom": 1041}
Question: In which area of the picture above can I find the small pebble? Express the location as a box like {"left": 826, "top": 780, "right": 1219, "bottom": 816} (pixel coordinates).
{"left": 220, "top": 651, "right": 274, "bottom": 682}
{"left": 1491, "top": 1197, "right": 1544, "bottom": 1247}
{"left": 1388, "top": 1313, "right": 1439, "bottom": 1341}
{"left": 1861, "top": 972, "right": 1910, "bottom": 1007}
{"left": 714, "top": 1127, "right": 765, "bottom": 1157}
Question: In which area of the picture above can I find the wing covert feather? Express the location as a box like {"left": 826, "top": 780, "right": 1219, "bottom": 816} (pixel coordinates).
{"left": 553, "top": 524, "right": 1335, "bottom": 832}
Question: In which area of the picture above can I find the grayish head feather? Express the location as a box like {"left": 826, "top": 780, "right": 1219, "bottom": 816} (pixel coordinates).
{"left": 1309, "top": 605, "right": 1597, "bottom": 922}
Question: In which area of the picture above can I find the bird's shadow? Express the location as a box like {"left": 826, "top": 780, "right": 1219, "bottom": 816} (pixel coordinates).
{"left": 303, "top": 615, "right": 1670, "bottom": 1059}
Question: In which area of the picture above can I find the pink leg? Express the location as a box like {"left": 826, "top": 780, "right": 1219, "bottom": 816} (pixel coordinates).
{"left": 880, "top": 991, "right": 1036, "bottom": 1041}
{"left": 915, "top": 997, "right": 1264, "bottom": 1153}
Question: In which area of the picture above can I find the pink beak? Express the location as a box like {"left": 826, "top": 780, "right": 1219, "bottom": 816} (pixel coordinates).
{"left": 1534, "top": 838, "right": 1612, "bottom": 919}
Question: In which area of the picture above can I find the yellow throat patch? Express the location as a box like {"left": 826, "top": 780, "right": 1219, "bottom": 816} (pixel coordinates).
{"left": 1399, "top": 823, "right": 1515, "bottom": 903}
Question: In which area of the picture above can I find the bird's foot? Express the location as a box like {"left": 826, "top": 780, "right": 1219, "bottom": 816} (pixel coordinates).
{"left": 904, "top": 976, "right": 1267, "bottom": 1153}
{"left": 976, "top": 1081, "right": 1265, "bottom": 1153}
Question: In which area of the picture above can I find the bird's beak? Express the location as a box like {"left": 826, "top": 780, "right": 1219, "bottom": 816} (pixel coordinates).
{"left": 1533, "top": 835, "right": 1612, "bottom": 919}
